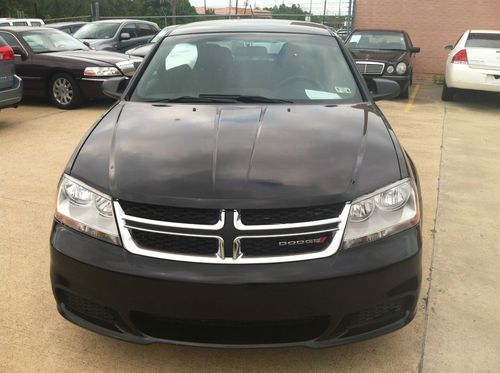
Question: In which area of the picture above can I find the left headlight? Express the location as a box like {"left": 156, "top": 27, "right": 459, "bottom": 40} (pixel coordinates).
{"left": 396, "top": 62, "right": 407, "bottom": 75}
{"left": 342, "top": 179, "right": 420, "bottom": 249}
{"left": 55, "top": 175, "right": 121, "bottom": 245}
{"left": 83, "top": 66, "right": 121, "bottom": 77}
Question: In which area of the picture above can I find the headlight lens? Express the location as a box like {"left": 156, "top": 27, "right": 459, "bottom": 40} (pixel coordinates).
{"left": 386, "top": 65, "right": 395, "bottom": 74}
{"left": 83, "top": 66, "right": 121, "bottom": 77}
{"left": 343, "top": 179, "right": 419, "bottom": 249}
{"left": 55, "top": 175, "right": 121, "bottom": 245}
{"left": 396, "top": 62, "right": 407, "bottom": 75}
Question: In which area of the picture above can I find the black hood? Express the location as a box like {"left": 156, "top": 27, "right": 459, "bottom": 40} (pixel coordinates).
{"left": 45, "top": 50, "right": 133, "bottom": 66}
{"left": 70, "top": 102, "right": 402, "bottom": 209}
{"left": 350, "top": 49, "right": 407, "bottom": 63}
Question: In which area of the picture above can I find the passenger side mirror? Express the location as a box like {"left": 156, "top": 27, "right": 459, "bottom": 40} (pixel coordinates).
{"left": 120, "top": 32, "right": 131, "bottom": 41}
{"left": 444, "top": 44, "right": 454, "bottom": 50}
{"left": 410, "top": 47, "right": 420, "bottom": 53}
{"left": 371, "top": 78, "right": 401, "bottom": 101}
{"left": 83, "top": 41, "right": 91, "bottom": 47}
{"left": 12, "top": 46, "right": 28, "bottom": 61}
{"left": 102, "top": 77, "right": 129, "bottom": 100}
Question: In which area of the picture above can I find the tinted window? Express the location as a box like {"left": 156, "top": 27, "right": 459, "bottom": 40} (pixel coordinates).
{"left": 21, "top": 30, "right": 88, "bottom": 53}
{"left": 132, "top": 33, "right": 361, "bottom": 104}
{"left": 466, "top": 33, "right": 500, "bottom": 48}
{"left": 74, "top": 22, "right": 120, "bottom": 39}
{"left": 0, "top": 32, "right": 22, "bottom": 48}
{"left": 347, "top": 31, "right": 407, "bottom": 50}
{"left": 30, "top": 22, "right": 42, "bottom": 26}
{"left": 0, "top": 36, "right": 5, "bottom": 47}
{"left": 138, "top": 23, "right": 156, "bottom": 37}
{"left": 0, "top": 23, "right": 10, "bottom": 26}
{"left": 13, "top": 21, "right": 29, "bottom": 26}
{"left": 122, "top": 23, "right": 138, "bottom": 38}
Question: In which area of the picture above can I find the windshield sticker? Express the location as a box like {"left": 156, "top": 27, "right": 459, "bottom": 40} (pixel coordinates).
{"left": 349, "top": 34, "right": 361, "bottom": 43}
{"left": 165, "top": 43, "right": 198, "bottom": 71}
{"left": 335, "top": 87, "right": 352, "bottom": 94}
{"left": 305, "top": 89, "right": 342, "bottom": 99}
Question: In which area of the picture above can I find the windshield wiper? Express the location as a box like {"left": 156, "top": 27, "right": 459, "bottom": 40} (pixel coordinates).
{"left": 200, "top": 94, "right": 293, "bottom": 103}
{"left": 148, "top": 96, "right": 238, "bottom": 103}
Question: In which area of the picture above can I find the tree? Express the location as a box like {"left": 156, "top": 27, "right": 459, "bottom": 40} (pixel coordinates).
{"left": 264, "top": 4, "right": 307, "bottom": 20}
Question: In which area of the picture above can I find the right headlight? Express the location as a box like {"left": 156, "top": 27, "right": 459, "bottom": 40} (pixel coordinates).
{"left": 55, "top": 175, "right": 121, "bottom": 245}
{"left": 342, "top": 179, "right": 420, "bottom": 249}
{"left": 396, "top": 62, "right": 407, "bottom": 75}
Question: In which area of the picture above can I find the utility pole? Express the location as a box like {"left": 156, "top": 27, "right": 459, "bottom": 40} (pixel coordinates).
{"left": 322, "top": 0, "right": 327, "bottom": 24}
{"left": 204, "top": 0, "right": 207, "bottom": 14}
{"left": 236, "top": 0, "right": 239, "bottom": 15}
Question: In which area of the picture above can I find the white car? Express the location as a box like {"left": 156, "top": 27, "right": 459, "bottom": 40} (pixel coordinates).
{"left": 442, "top": 29, "right": 500, "bottom": 101}
{"left": 0, "top": 18, "right": 45, "bottom": 27}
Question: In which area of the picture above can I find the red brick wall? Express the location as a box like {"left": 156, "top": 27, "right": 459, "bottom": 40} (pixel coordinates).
{"left": 354, "top": 0, "right": 500, "bottom": 79}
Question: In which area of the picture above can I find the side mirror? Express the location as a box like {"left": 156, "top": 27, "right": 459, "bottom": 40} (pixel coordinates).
{"left": 371, "top": 78, "right": 401, "bottom": 101}
{"left": 83, "top": 41, "right": 90, "bottom": 47}
{"left": 12, "top": 47, "right": 28, "bottom": 61}
{"left": 120, "top": 32, "right": 131, "bottom": 41}
{"left": 410, "top": 47, "right": 420, "bottom": 53}
{"left": 444, "top": 44, "right": 454, "bottom": 50}
{"left": 102, "top": 77, "right": 129, "bottom": 100}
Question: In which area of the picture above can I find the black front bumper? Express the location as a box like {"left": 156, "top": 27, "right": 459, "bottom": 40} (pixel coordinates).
{"left": 78, "top": 78, "right": 111, "bottom": 100}
{"left": 50, "top": 221, "right": 422, "bottom": 348}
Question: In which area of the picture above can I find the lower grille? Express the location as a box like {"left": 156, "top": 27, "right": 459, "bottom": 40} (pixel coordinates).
{"left": 356, "top": 61, "right": 385, "bottom": 75}
{"left": 130, "top": 230, "right": 220, "bottom": 256}
{"left": 131, "top": 312, "right": 329, "bottom": 344}
{"left": 239, "top": 232, "right": 334, "bottom": 257}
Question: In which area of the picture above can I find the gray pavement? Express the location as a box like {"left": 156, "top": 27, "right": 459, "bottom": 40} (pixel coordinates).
{"left": 0, "top": 84, "right": 498, "bottom": 372}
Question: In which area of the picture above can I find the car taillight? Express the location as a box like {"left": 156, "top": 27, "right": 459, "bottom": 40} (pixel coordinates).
{"left": 0, "top": 45, "right": 14, "bottom": 61}
{"left": 451, "top": 49, "right": 468, "bottom": 64}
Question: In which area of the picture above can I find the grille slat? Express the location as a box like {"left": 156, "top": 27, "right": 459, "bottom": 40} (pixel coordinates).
{"left": 240, "top": 204, "right": 343, "bottom": 226}
{"left": 120, "top": 200, "right": 220, "bottom": 225}
{"left": 356, "top": 62, "right": 385, "bottom": 75}
{"left": 130, "top": 230, "right": 220, "bottom": 256}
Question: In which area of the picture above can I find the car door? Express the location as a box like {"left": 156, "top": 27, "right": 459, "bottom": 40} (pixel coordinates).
{"left": 116, "top": 23, "right": 139, "bottom": 52}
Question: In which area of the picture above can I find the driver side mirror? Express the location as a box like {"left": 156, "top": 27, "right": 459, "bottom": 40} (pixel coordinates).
{"left": 120, "top": 32, "right": 131, "bottom": 41}
{"left": 12, "top": 46, "right": 28, "bottom": 61}
{"left": 444, "top": 44, "right": 454, "bottom": 50}
{"left": 102, "top": 77, "right": 129, "bottom": 100}
{"left": 410, "top": 47, "right": 420, "bottom": 53}
{"left": 371, "top": 78, "right": 401, "bottom": 101}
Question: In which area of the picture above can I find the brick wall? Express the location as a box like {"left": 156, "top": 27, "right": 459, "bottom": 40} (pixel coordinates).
{"left": 354, "top": 0, "right": 500, "bottom": 79}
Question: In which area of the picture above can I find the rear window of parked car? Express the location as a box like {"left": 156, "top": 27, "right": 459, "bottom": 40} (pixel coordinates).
{"left": 466, "top": 33, "right": 500, "bottom": 48}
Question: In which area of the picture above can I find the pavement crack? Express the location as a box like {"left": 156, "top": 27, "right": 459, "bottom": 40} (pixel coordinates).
{"left": 418, "top": 102, "right": 448, "bottom": 373}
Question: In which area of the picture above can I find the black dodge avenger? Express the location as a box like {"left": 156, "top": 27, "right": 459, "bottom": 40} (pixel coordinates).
{"left": 50, "top": 20, "right": 422, "bottom": 348}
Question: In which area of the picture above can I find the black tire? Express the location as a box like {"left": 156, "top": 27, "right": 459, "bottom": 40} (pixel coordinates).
{"left": 49, "top": 73, "right": 83, "bottom": 109}
{"left": 441, "top": 82, "right": 455, "bottom": 102}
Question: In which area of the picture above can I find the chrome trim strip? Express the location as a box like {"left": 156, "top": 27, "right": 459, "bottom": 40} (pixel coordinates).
{"left": 234, "top": 209, "right": 342, "bottom": 230}
{"left": 116, "top": 202, "right": 225, "bottom": 230}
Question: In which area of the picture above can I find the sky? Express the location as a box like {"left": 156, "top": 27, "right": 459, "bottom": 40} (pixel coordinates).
{"left": 188, "top": 0, "right": 351, "bottom": 16}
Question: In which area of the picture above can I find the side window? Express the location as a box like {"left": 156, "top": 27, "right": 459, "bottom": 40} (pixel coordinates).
{"left": 122, "top": 23, "right": 138, "bottom": 38}
{"left": 30, "top": 22, "right": 42, "bottom": 26}
{"left": 0, "top": 32, "right": 22, "bottom": 49}
{"left": 12, "top": 21, "right": 29, "bottom": 26}
{"left": 137, "top": 23, "right": 156, "bottom": 37}
{"left": 0, "top": 23, "right": 9, "bottom": 26}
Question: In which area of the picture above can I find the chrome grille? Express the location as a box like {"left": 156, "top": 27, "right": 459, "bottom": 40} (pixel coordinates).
{"left": 356, "top": 61, "right": 385, "bottom": 75}
{"left": 115, "top": 201, "right": 350, "bottom": 264}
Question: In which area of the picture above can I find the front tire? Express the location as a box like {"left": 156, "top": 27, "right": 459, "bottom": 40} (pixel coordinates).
{"left": 50, "top": 73, "right": 83, "bottom": 109}
{"left": 441, "top": 82, "right": 455, "bottom": 101}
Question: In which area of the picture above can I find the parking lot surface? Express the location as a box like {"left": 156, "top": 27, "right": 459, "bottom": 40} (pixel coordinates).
{"left": 1, "top": 84, "right": 499, "bottom": 372}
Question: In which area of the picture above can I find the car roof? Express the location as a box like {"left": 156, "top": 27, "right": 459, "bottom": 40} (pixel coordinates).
{"left": 46, "top": 21, "right": 87, "bottom": 27}
{"left": 91, "top": 19, "right": 156, "bottom": 24}
{"left": 170, "top": 19, "right": 332, "bottom": 36}
{"left": 469, "top": 29, "right": 500, "bottom": 34}
{"left": 352, "top": 29, "right": 406, "bottom": 33}
{"left": 0, "top": 26, "right": 55, "bottom": 32}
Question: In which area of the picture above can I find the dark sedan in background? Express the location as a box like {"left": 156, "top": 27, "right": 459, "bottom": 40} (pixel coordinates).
{"left": 74, "top": 19, "right": 160, "bottom": 53}
{"left": 46, "top": 21, "right": 88, "bottom": 35}
{"left": 346, "top": 29, "right": 420, "bottom": 98}
{"left": 0, "top": 35, "right": 22, "bottom": 110}
{"left": 0, "top": 27, "right": 140, "bottom": 109}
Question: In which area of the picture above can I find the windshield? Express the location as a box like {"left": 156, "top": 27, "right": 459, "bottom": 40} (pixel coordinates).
{"left": 347, "top": 31, "right": 407, "bottom": 50}
{"left": 466, "top": 33, "right": 500, "bottom": 48}
{"left": 131, "top": 33, "right": 361, "bottom": 104}
{"left": 21, "top": 30, "right": 88, "bottom": 53}
{"left": 74, "top": 22, "right": 120, "bottom": 39}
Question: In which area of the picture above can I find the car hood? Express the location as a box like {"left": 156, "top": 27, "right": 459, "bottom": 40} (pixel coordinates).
{"left": 126, "top": 43, "right": 154, "bottom": 57}
{"left": 350, "top": 49, "right": 408, "bottom": 63}
{"left": 70, "top": 102, "right": 402, "bottom": 209}
{"left": 45, "top": 50, "right": 133, "bottom": 66}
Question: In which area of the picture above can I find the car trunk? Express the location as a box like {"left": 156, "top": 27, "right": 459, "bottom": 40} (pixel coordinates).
{"left": 466, "top": 32, "right": 500, "bottom": 71}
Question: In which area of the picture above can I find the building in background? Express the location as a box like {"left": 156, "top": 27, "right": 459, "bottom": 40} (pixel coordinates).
{"left": 354, "top": 0, "right": 500, "bottom": 79}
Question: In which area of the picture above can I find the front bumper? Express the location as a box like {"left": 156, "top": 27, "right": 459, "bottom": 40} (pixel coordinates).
{"left": 50, "top": 221, "right": 422, "bottom": 348}
{"left": 0, "top": 75, "right": 22, "bottom": 109}
{"left": 78, "top": 77, "right": 115, "bottom": 100}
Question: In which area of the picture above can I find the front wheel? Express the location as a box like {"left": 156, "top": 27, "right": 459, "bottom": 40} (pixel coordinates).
{"left": 50, "top": 73, "right": 83, "bottom": 109}
{"left": 441, "top": 82, "right": 455, "bottom": 102}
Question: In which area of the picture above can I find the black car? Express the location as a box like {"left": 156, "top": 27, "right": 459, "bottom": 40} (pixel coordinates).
{"left": 74, "top": 19, "right": 160, "bottom": 53}
{"left": 346, "top": 29, "right": 420, "bottom": 98}
{"left": 50, "top": 20, "right": 422, "bottom": 348}
{"left": 0, "top": 27, "right": 140, "bottom": 109}
{"left": 0, "top": 35, "right": 22, "bottom": 109}
{"left": 125, "top": 25, "right": 177, "bottom": 58}
{"left": 46, "top": 21, "right": 88, "bottom": 35}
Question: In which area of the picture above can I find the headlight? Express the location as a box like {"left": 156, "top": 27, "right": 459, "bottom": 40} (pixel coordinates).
{"left": 386, "top": 65, "right": 395, "bottom": 74}
{"left": 396, "top": 62, "right": 407, "bottom": 75}
{"left": 342, "top": 179, "right": 419, "bottom": 249}
{"left": 55, "top": 175, "right": 121, "bottom": 245}
{"left": 83, "top": 66, "right": 121, "bottom": 77}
